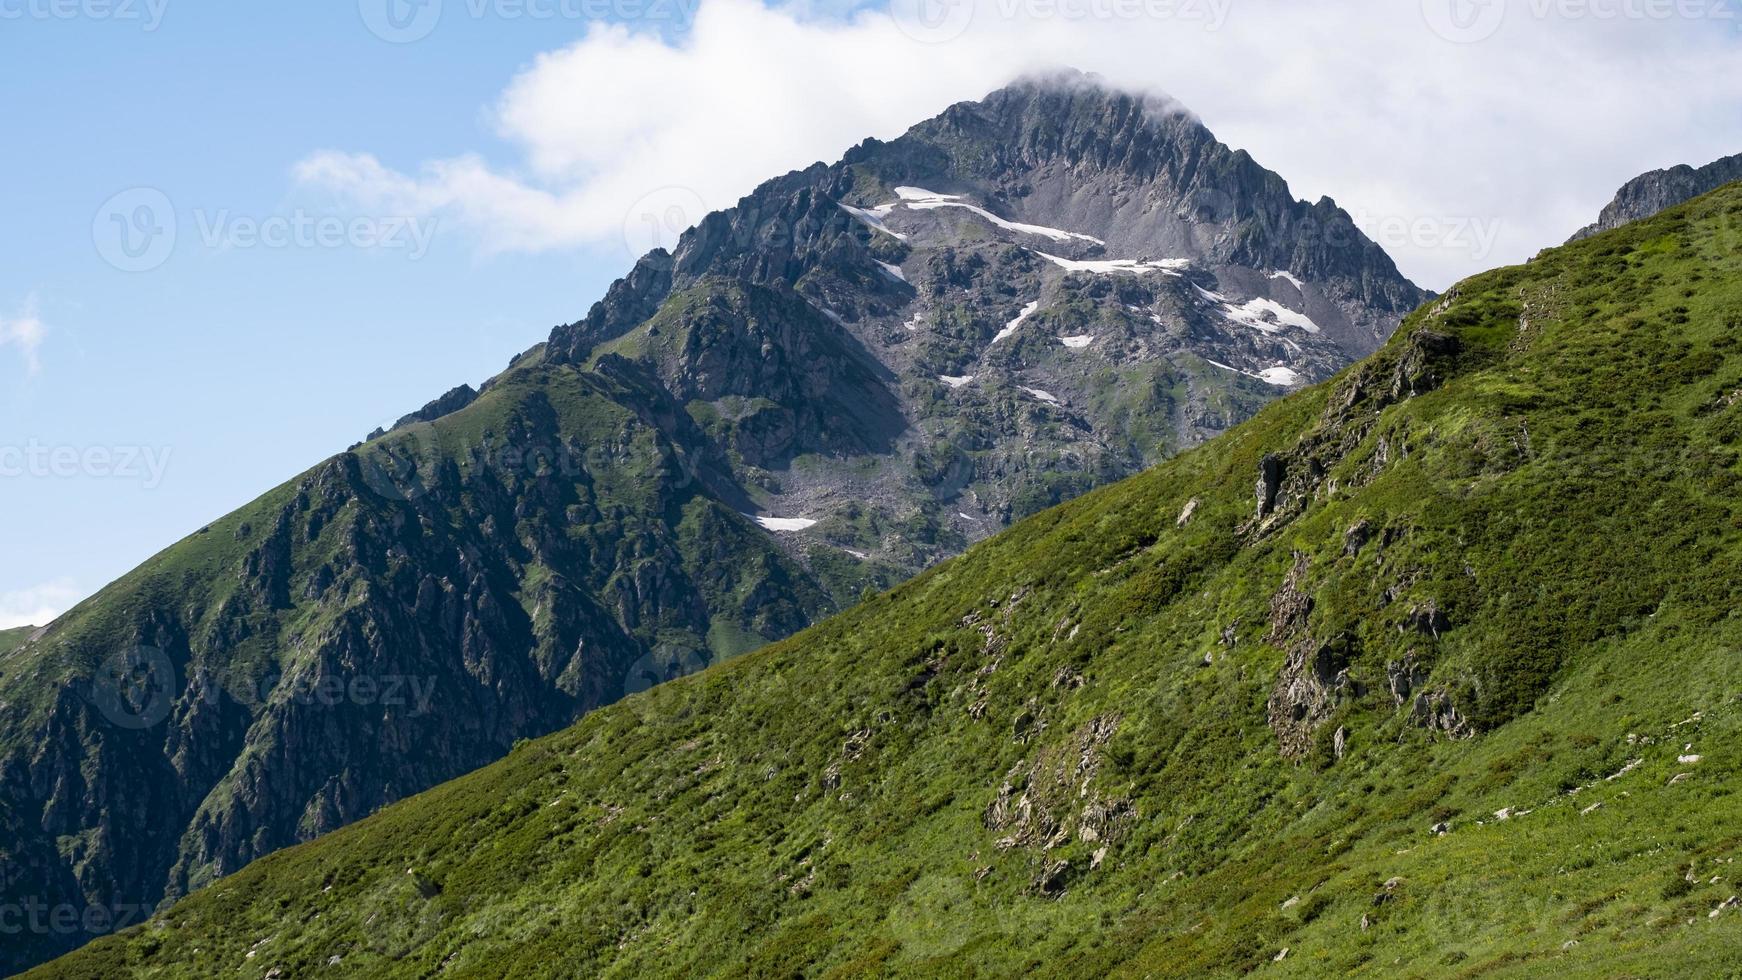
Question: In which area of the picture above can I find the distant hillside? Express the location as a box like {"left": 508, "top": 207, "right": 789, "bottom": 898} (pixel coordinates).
{"left": 1569, "top": 152, "right": 1742, "bottom": 241}
{"left": 32, "top": 173, "right": 1742, "bottom": 978}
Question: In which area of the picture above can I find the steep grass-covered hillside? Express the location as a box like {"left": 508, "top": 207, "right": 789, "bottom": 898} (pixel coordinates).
{"left": 0, "top": 627, "right": 36, "bottom": 657}
{"left": 29, "top": 185, "right": 1742, "bottom": 978}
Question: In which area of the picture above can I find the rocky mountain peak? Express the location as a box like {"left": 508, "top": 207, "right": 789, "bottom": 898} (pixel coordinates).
{"left": 552, "top": 73, "right": 1425, "bottom": 365}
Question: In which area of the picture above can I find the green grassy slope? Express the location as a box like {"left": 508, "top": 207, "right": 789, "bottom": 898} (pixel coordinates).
{"left": 0, "top": 626, "right": 35, "bottom": 656}
{"left": 0, "top": 350, "right": 841, "bottom": 974}
{"left": 30, "top": 186, "right": 1742, "bottom": 978}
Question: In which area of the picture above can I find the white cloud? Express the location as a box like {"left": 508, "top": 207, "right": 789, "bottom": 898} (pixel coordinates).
{"left": 0, "top": 296, "right": 46, "bottom": 374}
{"left": 0, "top": 579, "right": 82, "bottom": 630}
{"left": 294, "top": 0, "right": 1742, "bottom": 289}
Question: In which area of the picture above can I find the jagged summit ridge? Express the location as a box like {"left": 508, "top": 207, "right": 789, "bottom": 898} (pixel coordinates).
{"left": 552, "top": 73, "right": 1424, "bottom": 365}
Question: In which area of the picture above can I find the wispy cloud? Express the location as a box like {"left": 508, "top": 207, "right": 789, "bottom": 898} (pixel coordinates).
{"left": 295, "top": 0, "right": 1742, "bottom": 290}
{"left": 0, "top": 296, "right": 46, "bottom": 374}
{"left": 0, "top": 579, "right": 82, "bottom": 630}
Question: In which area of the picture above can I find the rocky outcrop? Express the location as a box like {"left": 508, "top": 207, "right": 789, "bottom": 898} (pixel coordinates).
{"left": 360, "top": 385, "right": 481, "bottom": 443}
{"left": 1264, "top": 554, "right": 1361, "bottom": 758}
{"left": 1569, "top": 152, "right": 1742, "bottom": 242}
{"left": 984, "top": 713, "right": 1134, "bottom": 895}
{"left": 1244, "top": 327, "right": 1462, "bottom": 540}
{"left": 393, "top": 384, "right": 478, "bottom": 431}
{"left": 1384, "top": 653, "right": 1472, "bottom": 741}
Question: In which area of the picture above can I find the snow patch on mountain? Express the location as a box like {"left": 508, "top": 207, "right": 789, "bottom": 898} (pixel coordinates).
{"left": 1060, "top": 335, "right": 1094, "bottom": 349}
{"left": 1226, "top": 297, "right": 1320, "bottom": 334}
{"left": 1194, "top": 286, "right": 1320, "bottom": 335}
{"left": 992, "top": 301, "right": 1040, "bottom": 344}
{"left": 751, "top": 516, "right": 818, "bottom": 532}
{"left": 839, "top": 203, "right": 907, "bottom": 241}
{"left": 1033, "top": 251, "right": 1190, "bottom": 276}
{"left": 894, "top": 187, "right": 1105, "bottom": 245}
{"left": 1204, "top": 359, "right": 1304, "bottom": 388}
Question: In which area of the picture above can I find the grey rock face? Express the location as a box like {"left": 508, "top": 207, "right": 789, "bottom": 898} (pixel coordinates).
{"left": 548, "top": 70, "right": 1430, "bottom": 574}
{"left": 1569, "top": 152, "right": 1742, "bottom": 242}
{"left": 392, "top": 384, "right": 479, "bottom": 431}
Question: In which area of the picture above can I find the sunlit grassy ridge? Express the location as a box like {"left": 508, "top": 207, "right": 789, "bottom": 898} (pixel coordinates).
{"left": 0, "top": 627, "right": 35, "bottom": 657}
{"left": 30, "top": 185, "right": 1742, "bottom": 978}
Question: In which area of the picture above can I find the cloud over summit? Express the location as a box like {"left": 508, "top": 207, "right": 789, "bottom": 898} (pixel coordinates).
{"left": 295, "top": 0, "right": 1742, "bottom": 289}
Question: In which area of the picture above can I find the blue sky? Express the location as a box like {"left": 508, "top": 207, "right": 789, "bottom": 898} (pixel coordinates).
{"left": 4, "top": 0, "right": 1740, "bottom": 626}
{"left": 1, "top": 3, "right": 633, "bottom": 624}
